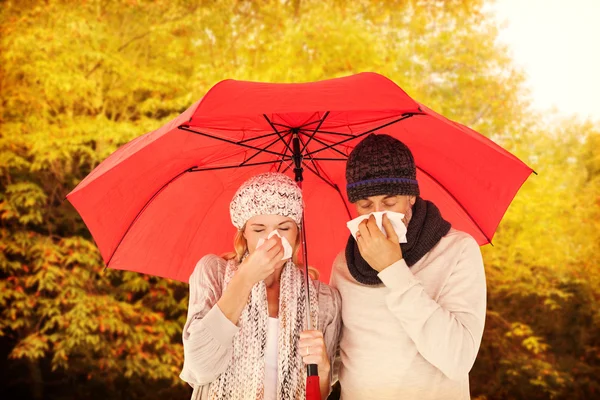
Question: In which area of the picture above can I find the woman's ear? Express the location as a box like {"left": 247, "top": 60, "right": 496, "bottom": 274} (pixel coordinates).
{"left": 308, "top": 266, "right": 320, "bottom": 281}
{"left": 294, "top": 227, "right": 302, "bottom": 248}
{"left": 409, "top": 195, "right": 417, "bottom": 206}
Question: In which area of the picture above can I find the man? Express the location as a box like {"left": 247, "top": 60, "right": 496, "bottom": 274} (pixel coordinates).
{"left": 330, "top": 133, "right": 486, "bottom": 400}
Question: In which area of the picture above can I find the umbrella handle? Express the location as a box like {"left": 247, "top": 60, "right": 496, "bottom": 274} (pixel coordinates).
{"left": 306, "top": 364, "right": 322, "bottom": 400}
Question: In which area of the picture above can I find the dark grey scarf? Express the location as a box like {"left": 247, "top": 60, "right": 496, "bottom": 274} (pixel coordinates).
{"left": 345, "top": 197, "right": 451, "bottom": 286}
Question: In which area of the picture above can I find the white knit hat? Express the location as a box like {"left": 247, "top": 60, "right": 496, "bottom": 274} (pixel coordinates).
{"left": 229, "top": 172, "right": 304, "bottom": 229}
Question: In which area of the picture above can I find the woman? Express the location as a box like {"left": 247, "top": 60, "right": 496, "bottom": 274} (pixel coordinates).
{"left": 180, "top": 172, "right": 342, "bottom": 400}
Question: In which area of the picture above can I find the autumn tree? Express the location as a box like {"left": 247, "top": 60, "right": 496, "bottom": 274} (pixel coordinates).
{"left": 1, "top": 0, "right": 598, "bottom": 399}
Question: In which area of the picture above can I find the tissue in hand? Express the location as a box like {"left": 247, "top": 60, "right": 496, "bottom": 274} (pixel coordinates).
{"left": 256, "top": 229, "right": 294, "bottom": 260}
{"left": 346, "top": 211, "right": 407, "bottom": 243}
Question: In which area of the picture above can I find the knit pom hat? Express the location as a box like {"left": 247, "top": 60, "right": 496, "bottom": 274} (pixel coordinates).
{"left": 346, "top": 133, "right": 420, "bottom": 203}
{"left": 230, "top": 172, "right": 304, "bottom": 229}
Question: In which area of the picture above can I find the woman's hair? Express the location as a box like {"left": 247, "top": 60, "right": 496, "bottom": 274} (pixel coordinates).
{"left": 221, "top": 224, "right": 320, "bottom": 280}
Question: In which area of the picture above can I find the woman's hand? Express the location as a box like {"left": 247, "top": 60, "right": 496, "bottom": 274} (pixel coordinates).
{"left": 356, "top": 213, "right": 403, "bottom": 272}
{"left": 300, "top": 330, "right": 331, "bottom": 398}
{"left": 299, "top": 330, "right": 330, "bottom": 377}
{"left": 237, "top": 236, "right": 284, "bottom": 286}
{"left": 219, "top": 236, "right": 284, "bottom": 325}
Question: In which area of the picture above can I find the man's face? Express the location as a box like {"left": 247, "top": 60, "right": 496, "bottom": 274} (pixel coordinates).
{"left": 354, "top": 194, "right": 415, "bottom": 217}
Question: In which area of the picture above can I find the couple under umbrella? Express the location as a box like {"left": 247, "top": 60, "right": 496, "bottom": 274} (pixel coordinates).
{"left": 67, "top": 72, "right": 534, "bottom": 400}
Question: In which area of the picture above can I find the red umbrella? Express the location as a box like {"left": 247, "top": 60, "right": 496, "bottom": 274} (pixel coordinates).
{"left": 67, "top": 72, "right": 533, "bottom": 398}
{"left": 67, "top": 72, "right": 533, "bottom": 284}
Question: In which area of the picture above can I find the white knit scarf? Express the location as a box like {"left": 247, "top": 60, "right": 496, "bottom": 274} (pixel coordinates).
{"left": 208, "top": 258, "right": 319, "bottom": 400}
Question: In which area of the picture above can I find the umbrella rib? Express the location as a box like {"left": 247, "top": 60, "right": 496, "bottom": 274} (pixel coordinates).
{"left": 298, "top": 134, "right": 340, "bottom": 188}
{"left": 239, "top": 131, "right": 282, "bottom": 144}
{"left": 301, "top": 161, "right": 335, "bottom": 189}
{"left": 297, "top": 134, "right": 320, "bottom": 176}
{"left": 105, "top": 167, "right": 194, "bottom": 268}
{"left": 190, "top": 160, "right": 282, "bottom": 172}
{"left": 263, "top": 114, "right": 294, "bottom": 155}
{"left": 302, "top": 147, "right": 340, "bottom": 194}
{"left": 240, "top": 130, "right": 292, "bottom": 166}
{"left": 308, "top": 157, "right": 348, "bottom": 161}
{"left": 300, "top": 128, "right": 354, "bottom": 137}
{"left": 278, "top": 134, "right": 294, "bottom": 172}
{"left": 279, "top": 160, "right": 293, "bottom": 173}
{"left": 301, "top": 111, "right": 330, "bottom": 153}
{"left": 179, "top": 125, "right": 286, "bottom": 157}
{"left": 294, "top": 117, "right": 325, "bottom": 129}
{"left": 281, "top": 161, "right": 293, "bottom": 174}
{"left": 301, "top": 161, "right": 352, "bottom": 219}
{"left": 305, "top": 113, "right": 420, "bottom": 157}
{"left": 270, "top": 122, "right": 293, "bottom": 129}
{"left": 299, "top": 132, "right": 348, "bottom": 158}
{"left": 271, "top": 116, "right": 323, "bottom": 130}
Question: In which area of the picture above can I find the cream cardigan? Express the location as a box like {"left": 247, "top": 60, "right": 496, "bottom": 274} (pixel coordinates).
{"left": 330, "top": 229, "right": 487, "bottom": 400}
{"left": 180, "top": 254, "right": 342, "bottom": 399}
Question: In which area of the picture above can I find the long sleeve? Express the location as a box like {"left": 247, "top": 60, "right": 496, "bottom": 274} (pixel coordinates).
{"left": 377, "top": 235, "right": 487, "bottom": 381}
{"left": 314, "top": 280, "right": 342, "bottom": 397}
{"left": 327, "top": 266, "right": 343, "bottom": 385}
{"left": 180, "top": 255, "right": 239, "bottom": 387}
{"left": 318, "top": 282, "right": 342, "bottom": 381}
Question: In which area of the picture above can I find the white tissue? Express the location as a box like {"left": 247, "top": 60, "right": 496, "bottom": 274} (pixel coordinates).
{"left": 256, "top": 229, "right": 294, "bottom": 260}
{"left": 346, "top": 211, "right": 408, "bottom": 243}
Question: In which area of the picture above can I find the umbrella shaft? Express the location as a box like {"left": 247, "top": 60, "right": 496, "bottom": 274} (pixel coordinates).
{"left": 294, "top": 149, "right": 319, "bottom": 395}
{"left": 292, "top": 132, "right": 304, "bottom": 182}
{"left": 298, "top": 185, "right": 313, "bottom": 330}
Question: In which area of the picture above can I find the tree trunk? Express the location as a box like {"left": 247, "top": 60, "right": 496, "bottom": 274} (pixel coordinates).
{"left": 27, "top": 359, "right": 44, "bottom": 400}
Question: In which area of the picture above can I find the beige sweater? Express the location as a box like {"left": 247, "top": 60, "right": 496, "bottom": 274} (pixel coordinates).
{"left": 180, "top": 254, "right": 342, "bottom": 399}
{"left": 330, "top": 229, "right": 486, "bottom": 400}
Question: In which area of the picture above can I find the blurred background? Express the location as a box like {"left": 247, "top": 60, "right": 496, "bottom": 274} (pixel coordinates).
{"left": 1, "top": 0, "right": 598, "bottom": 399}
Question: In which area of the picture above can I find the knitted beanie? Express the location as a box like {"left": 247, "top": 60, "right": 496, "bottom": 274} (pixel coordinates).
{"left": 346, "top": 133, "right": 420, "bottom": 203}
{"left": 230, "top": 172, "right": 304, "bottom": 229}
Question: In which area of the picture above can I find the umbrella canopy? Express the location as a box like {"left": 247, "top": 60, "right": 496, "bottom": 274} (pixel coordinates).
{"left": 67, "top": 72, "right": 534, "bottom": 283}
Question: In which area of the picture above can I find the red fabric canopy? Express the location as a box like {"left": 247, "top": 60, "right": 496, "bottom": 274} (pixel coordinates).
{"left": 68, "top": 72, "right": 533, "bottom": 283}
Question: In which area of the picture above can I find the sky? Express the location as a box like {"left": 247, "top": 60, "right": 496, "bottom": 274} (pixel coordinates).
{"left": 492, "top": 0, "right": 600, "bottom": 121}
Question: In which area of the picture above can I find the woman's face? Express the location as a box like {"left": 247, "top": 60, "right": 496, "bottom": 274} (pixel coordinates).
{"left": 355, "top": 194, "right": 416, "bottom": 224}
{"left": 244, "top": 214, "right": 299, "bottom": 257}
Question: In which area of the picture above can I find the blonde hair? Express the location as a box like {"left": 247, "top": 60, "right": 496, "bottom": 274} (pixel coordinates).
{"left": 221, "top": 224, "right": 320, "bottom": 280}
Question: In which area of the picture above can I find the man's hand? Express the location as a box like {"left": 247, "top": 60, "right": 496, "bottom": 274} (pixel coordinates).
{"left": 356, "top": 213, "right": 403, "bottom": 272}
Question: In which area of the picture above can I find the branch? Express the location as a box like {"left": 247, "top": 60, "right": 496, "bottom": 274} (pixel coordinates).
{"left": 468, "top": 104, "right": 491, "bottom": 126}
{"left": 86, "top": 4, "right": 201, "bottom": 78}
